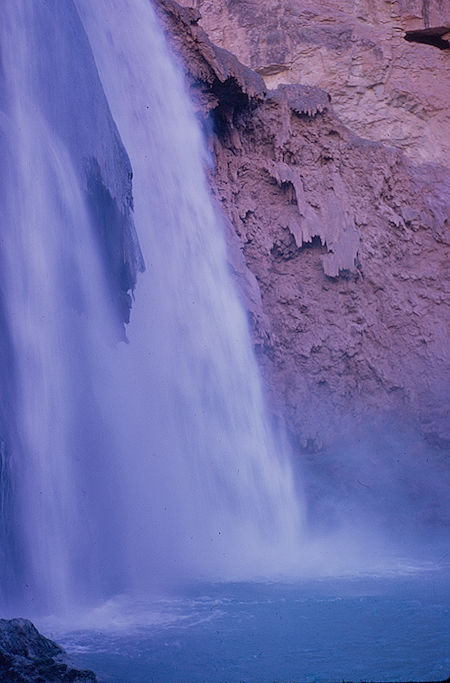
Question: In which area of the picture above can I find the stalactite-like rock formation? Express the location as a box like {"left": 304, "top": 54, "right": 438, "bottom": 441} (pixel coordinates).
{"left": 177, "top": 0, "right": 450, "bottom": 166}
{"left": 154, "top": 0, "right": 450, "bottom": 451}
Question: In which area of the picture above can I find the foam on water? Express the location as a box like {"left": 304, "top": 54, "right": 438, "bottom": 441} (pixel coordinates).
{"left": 38, "top": 573, "right": 450, "bottom": 683}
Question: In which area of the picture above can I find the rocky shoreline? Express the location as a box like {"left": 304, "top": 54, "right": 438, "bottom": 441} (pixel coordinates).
{"left": 0, "top": 619, "right": 96, "bottom": 683}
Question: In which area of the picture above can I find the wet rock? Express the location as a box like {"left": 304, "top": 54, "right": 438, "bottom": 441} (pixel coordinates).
{"left": 0, "top": 619, "right": 96, "bottom": 682}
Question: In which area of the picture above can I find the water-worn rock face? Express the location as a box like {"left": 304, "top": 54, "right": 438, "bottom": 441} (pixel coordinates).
{"left": 154, "top": 0, "right": 450, "bottom": 453}
{"left": 177, "top": 0, "right": 450, "bottom": 166}
{"left": 0, "top": 619, "right": 96, "bottom": 682}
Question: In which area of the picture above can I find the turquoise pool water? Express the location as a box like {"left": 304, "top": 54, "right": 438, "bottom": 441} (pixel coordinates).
{"left": 46, "top": 569, "right": 450, "bottom": 683}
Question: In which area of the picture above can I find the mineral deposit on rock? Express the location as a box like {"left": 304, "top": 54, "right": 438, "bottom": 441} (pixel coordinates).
{"left": 178, "top": 0, "right": 450, "bottom": 165}
{"left": 154, "top": 0, "right": 450, "bottom": 456}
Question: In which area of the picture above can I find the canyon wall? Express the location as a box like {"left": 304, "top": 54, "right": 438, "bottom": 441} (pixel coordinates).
{"left": 153, "top": 0, "right": 449, "bottom": 453}
{"left": 178, "top": 0, "right": 450, "bottom": 166}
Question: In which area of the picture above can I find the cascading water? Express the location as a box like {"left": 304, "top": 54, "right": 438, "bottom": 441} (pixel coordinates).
{"left": 0, "top": 0, "right": 302, "bottom": 614}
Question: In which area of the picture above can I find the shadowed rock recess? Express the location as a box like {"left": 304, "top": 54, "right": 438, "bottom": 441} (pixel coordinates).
{"left": 153, "top": 0, "right": 449, "bottom": 454}
{"left": 177, "top": 0, "right": 450, "bottom": 165}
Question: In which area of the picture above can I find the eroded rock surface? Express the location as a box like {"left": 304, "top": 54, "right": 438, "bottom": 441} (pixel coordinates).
{"left": 0, "top": 619, "right": 96, "bottom": 682}
{"left": 154, "top": 0, "right": 450, "bottom": 452}
{"left": 177, "top": 0, "right": 450, "bottom": 165}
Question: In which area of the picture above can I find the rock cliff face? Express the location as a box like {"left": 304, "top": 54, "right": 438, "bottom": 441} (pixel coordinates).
{"left": 177, "top": 0, "right": 450, "bottom": 166}
{"left": 153, "top": 0, "right": 449, "bottom": 455}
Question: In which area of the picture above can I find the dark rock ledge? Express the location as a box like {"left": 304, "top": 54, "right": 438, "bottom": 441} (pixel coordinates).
{"left": 0, "top": 619, "right": 96, "bottom": 683}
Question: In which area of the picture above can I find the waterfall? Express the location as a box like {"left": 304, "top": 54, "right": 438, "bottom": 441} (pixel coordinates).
{"left": 0, "top": 0, "right": 302, "bottom": 614}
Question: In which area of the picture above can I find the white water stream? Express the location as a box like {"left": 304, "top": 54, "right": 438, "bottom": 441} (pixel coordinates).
{"left": 0, "top": 0, "right": 302, "bottom": 613}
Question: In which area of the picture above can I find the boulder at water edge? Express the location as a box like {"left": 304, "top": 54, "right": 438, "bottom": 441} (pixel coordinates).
{"left": 0, "top": 618, "right": 96, "bottom": 682}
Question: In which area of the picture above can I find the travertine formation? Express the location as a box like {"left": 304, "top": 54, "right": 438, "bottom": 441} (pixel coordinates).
{"left": 153, "top": 0, "right": 449, "bottom": 453}
{"left": 178, "top": 0, "right": 450, "bottom": 165}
